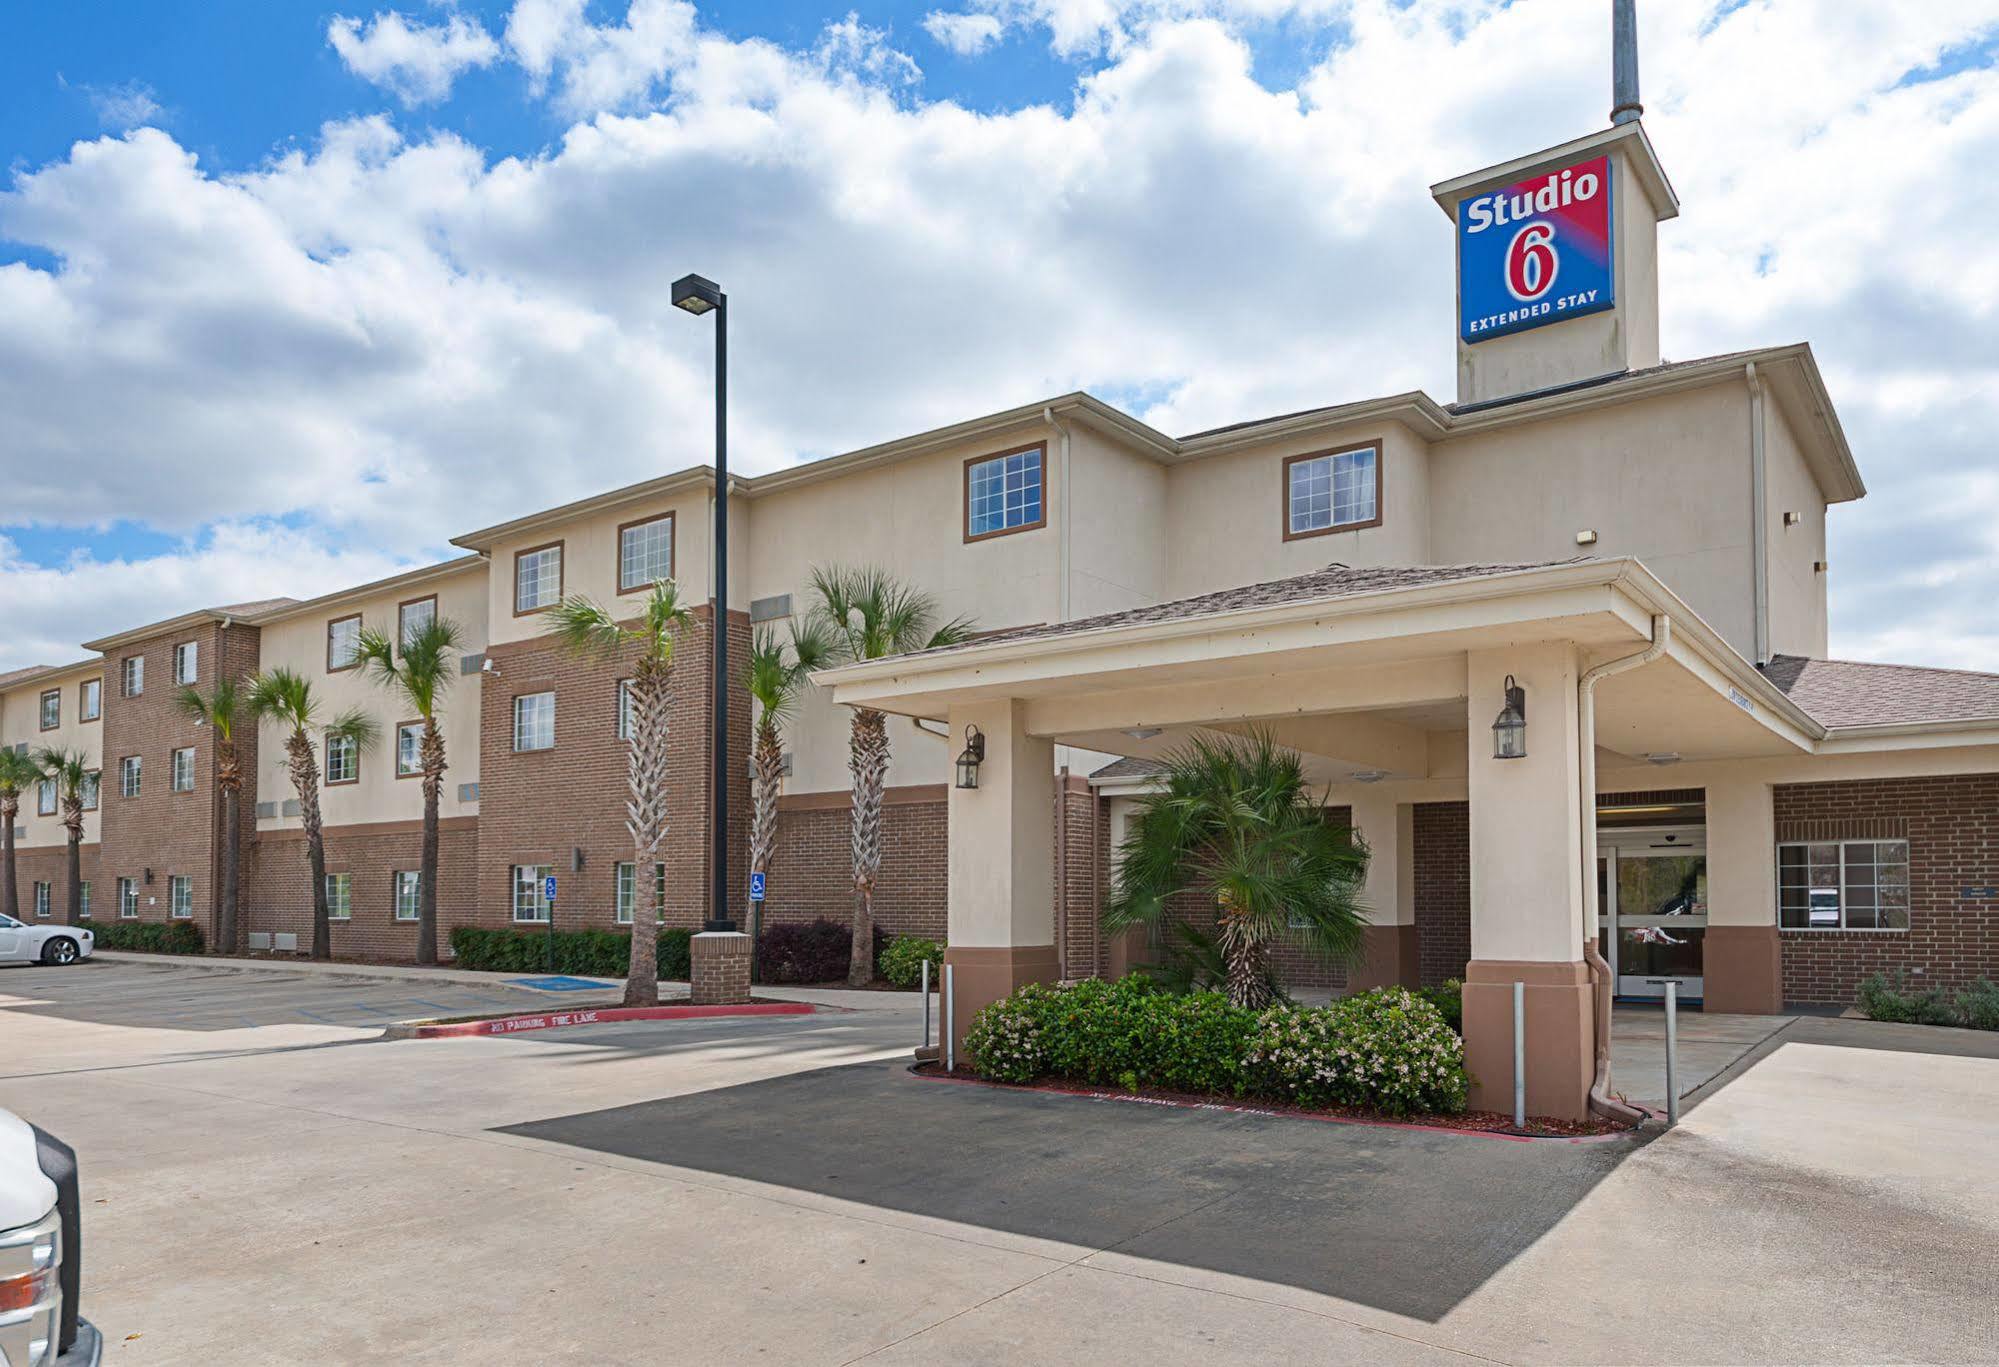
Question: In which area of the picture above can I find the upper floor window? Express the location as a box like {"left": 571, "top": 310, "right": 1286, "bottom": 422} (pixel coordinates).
{"left": 515, "top": 543, "right": 563, "bottom": 615}
{"left": 119, "top": 755, "right": 142, "bottom": 799}
{"left": 618, "top": 515, "right": 674, "bottom": 593}
{"left": 79, "top": 678, "right": 101, "bottom": 722}
{"left": 36, "top": 778, "right": 56, "bottom": 816}
{"left": 173, "top": 640, "right": 199, "bottom": 685}
{"left": 396, "top": 722, "right": 423, "bottom": 777}
{"left": 325, "top": 732, "right": 359, "bottom": 785}
{"left": 120, "top": 655, "right": 144, "bottom": 698}
{"left": 39, "top": 689, "right": 59, "bottom": 730}
{"left": 965, "top": 445, "right": 1046, "bottom": 541}
{"left": 171, "top": 746, "right": 197, "bottom": 793}
{"left": 399, "top": 596, "right": 436, "bottom": 650}
{"left": 327, "top": 615, "right": 362, "bottom": 672}
{"left": 1778, "top": 840, "right": 1910, "bottom": 931}
{"left": 1284, "top": 443, "right": 1381, "bottom": 539}
{"left": 512, "top": 692, "right": 555, "bottom": 752}
{"left": 82, "top": 771, "right": 99, "bottom": 811}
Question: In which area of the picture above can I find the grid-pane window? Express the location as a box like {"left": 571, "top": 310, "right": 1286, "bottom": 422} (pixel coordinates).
{"left": 513, "top": 693, "right": 555, "bottom": 752}
{"left": 619, "top": 516, "right": 673, "bottom": 592}
{"left": 1288, "top": 446, "right": 1378, "bottom": 535}
{"left": 82, "top": 772, "right": 99, "bottom": 811}
{"left": 399, "top": 597, "right": 436, "bottom": 649}
{"left": 512, "top": 864, "right": 553, "bottom": 923}
{"left": 515, "top": 545, "right": 562, "bottom": 613}
{"left": 394, "top": 871, "right": 421, "bottom": 921}
{"left": 117, "top": 878, "right": 138, "bottom": 919}
{"left": 120, "top": 655, "right": 144, "bottom": 697}
{"left": 618, "top": 861, "right": 663, "bottom": 923}
{"left": 120, "top": 756, "right": 141, "bottom": 798}
{"left": 1778, "top": 840, "right": 1911, "bottom": 930}
{"left": 397, "top": 723, "right": 423, "bottom": 776}
{"left": 327, "top": 616, "right": 362, "bottom": 670}
{"left": 78, "top": 882, "right": 91, "bottom": 920}
{"left": 171, "top": 746, "right": 196, "bottom": 792}
{"left": 325, "top": 872, "right": 353, "bottom": 919}
{"left": 617, "top": 680, "right": 635, "bottom": 740}
{"left": 37, "top": 778, "right": 56, "bottom": 816}
{"left": 39, "top": 690, "right": 59, "bottom": 729}
{"left": 325, "top": 733, "right": 358, "bottom": 784}
{"left": 33, "top": 883, "right": 50, "bottom": 919}
{"left": 80, "top": 678, "right": 100, "bottom": 721}
{"left": 173, "top": 641, "right": 199, "bottom": 685}
{"left": 169, "top": 875, "right": 193, "bottom": 919}
{"left": 967, "top": 447, "right": 1043, "bottom": 538}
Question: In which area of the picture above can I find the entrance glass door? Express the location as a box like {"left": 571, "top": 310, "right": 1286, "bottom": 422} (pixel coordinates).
{"left": 1597, "top": 831, "right": 1707, "bottom": 1000}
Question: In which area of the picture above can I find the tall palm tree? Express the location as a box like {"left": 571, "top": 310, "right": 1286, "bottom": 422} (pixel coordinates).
{"left": 176, "top": 678, "right": 245, "bottom": 953}
{"left": 543, "top": 578, "right": 694, "bottom": 1007}
{"left": 744, "top": 622, "right": 831, "bottom": 939}
{"left": 247, "top": 668, "right": 377, "bottom": 961}
{"left": 0, "top": 748, "right": 44, "bottom": 922}
{"left": 1103, "top": 729, "right": 1370, "bottom": 1009}
{"left": 31, "top": 748, "right": 91, "bottom": 928}
{"left": 805, "top": 566, "right": 975, "bottom": 986}
{"left": 352, "top": 618, "right": 462, "bottom": 966}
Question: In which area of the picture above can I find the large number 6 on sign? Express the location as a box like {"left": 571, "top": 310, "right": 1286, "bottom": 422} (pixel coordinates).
{"left": 1505, "top": 221, "right": 1557, "bottom": 302}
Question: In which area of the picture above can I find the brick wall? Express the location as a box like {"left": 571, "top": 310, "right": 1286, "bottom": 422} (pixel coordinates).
{"left": 1414, "top": 800, "right": 1471, "bottom": 988}
{"left": 1774, "top": 773, "right": 1999, "bottom": 1004}
{"left": 764, "top": 787, "right": 947, "bottom": 941}
{"left": 1054, "top": 775, "right": 1103, "bottom": 978}
{"left": 247, "top": 819, "right": 478, "bottom": 958}
{"left": 15, "top": 842, "right": 100, "bottom": 924}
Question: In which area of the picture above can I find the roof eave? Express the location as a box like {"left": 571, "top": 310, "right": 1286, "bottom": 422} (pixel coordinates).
{"left": 238, "top": 554, "right": 488, "bottom": 626}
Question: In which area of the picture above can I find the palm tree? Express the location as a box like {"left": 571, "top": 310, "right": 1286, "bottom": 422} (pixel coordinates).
{"left": 352, "top": 618, "right": 462, "bottom": 966}
{"left": 176, "top": 678, "right": 245, "bottom": 953}
{"left": 31, "top": 748, "right": 91, "bottom": 928}
{"left": 744, "top": 622, "right": 831, "bottom": 942}
{"left": 805, "top": 566, "right": 975, "bottom": 986}
{"left": 247, "top": 668, "right": 378, "bottom": 961}
{"left": 543, "top": 578, "right": 694, "bottom": 1007}
{"left": 1103, "top": 729, "right": 1370, "bottom": 1009}
{"left": 0, "top": 748, "right": 43, "bottom": 922}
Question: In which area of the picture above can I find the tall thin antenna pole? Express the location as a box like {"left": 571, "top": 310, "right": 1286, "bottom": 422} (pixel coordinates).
{"left": 1611, "top": 0, "right": 1643, "bottom": 125}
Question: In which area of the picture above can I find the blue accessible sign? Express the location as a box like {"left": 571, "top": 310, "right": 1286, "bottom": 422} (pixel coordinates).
{"left": 749, "top": 871, "right": 766, "bottom": 902}
{"left": 544, "top": 874, "right": 558, "bottom": 902}
{"left": 1457, "top": 153, "right": 1615, "bottom": 344}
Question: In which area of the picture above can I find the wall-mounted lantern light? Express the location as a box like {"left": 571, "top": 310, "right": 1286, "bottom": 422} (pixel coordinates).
{"left": 955, "top": 725, "right": 987, "bottom": 789}
{"left": 1491, "top": 676, "right": 1528, "bottom": 760}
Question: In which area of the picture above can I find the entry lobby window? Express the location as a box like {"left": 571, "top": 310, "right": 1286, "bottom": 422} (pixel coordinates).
{"left": 173, "top": 640, "right": 199, "bottom": 685}
{"left": 512, "top": 864, "right": 552, "bottom": 922}
{"left": 80, "top": 678, "right": 100, "bottom": 721}
{"left": 515, "top": 543, "right": 563, "bottom": 614}
{"left": 394, "top": 870, "right": 420, "bottom": 921}
{"left": 39, "top": 689, "right": 59, "bottom": 730}
{"left": 966, "top": 445, "right": 1045, "bottom": 540}
{"left": 171, "top": 746, "right": 196, "bottom": 792}
{"left": 120, "top": 655, "right": 144, "bottom": 697}
{"left": 119, "top": 755, "right": 141, "bottom": 798}
{"left": 325, "top": 872, "right": 352, "bottom": 920}
{"left": 513, "top": 692, "right": 555, "bottom": 752}
{"left": 1778, "top": 840, "right": 1911, "bottom": 930}
{"left": 619, "top": 515, "right": 673, "bottom": 593}
{"left": 1285, "top": 444, "right": 1380, "bottom": 538}
{"left": 169, "top": 875, "right": 193, "bottom": 919}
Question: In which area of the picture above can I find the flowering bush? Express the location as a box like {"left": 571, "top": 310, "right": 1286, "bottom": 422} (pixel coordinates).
{"left": 961, "top": 981, "right": 1056, "bottom": 1083}
{"left": 1244, "top": 988, "right": 1468, "bottom": 1115}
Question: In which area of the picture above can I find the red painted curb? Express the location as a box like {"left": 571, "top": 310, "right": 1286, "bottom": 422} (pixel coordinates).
{"left": 402, "top": 1002, "right": 817, "bottom": 1039}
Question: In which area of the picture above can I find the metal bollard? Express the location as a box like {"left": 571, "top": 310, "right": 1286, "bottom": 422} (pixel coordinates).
{"left": 944, "top": 963, "right": 956, "bottom": 1073}
{"left": 921, "top": 958, "right": 931, "bottom": 1049}
{"left": 1512, "top": 980, "right": 1526, "bottom": 1129}
{"left": 1665, "top": 980, "right": 1680, "bottom": 1126}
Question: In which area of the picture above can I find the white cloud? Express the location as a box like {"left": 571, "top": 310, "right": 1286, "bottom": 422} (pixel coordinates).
{"left": 80, "top": 80, "right": 162, "bottom": 130}
{"left": 4, "top": 0, "right": 1998, "bottom": 671}
{"left": 923, "top": 11, "right": 1006, "bottom": 56}
{"left": 328, "top": 10, "right": 502, "bottom": 106}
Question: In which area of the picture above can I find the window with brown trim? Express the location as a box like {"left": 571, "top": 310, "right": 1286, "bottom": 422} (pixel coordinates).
{"left": 1282, "top": 441, "right": 1383, "bottom": 540}
{"left": 170, "top": 746, "right": 196, "bottom": 793}
{"left": 119, "top": 655, "right": 144, "bottom": 698}
{"left": 395, "top": 721, "right": 423, "bottom": 778}
{"left": 964, "top": 443, "right": 1047, "bottom": 542}
{"left": 398, "top": 595, "right": 437, "bottom": 651}
{"left": 327, "top": 614, "right": 363, "bottom": 672}
{"left": 172, "top": 640, "right": 199, "bottom": 685}
{"left": 325, "top": 732, "right": 359, "bottom": 784}
{"left": 79, "top": 677, "right": 101, "bottom": 722}
{"left": 82, "top": 771, "right": 99, "bottom": 811}
{"left": 514, "top": 542, "right": 563, "bottom": 615}
{"left": 38, "top": 689, "right": 59, "bottom": 731}
{"left": 618, "top": 514, "right": 674, "bottom": 594}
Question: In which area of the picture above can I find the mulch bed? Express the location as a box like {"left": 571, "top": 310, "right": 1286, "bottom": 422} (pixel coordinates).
{"left": 910, "top": 1062, "right": 1644, "bottom": 1141}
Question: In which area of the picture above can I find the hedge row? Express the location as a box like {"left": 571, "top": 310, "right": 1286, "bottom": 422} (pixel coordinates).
{"left": 963, "top": 975, "right": 1468, "bottom": 1116}
{"left": 89, "top": 921, "right": 207, "bottom": 955}
{"left": 1858, "top": 973, "right": 1999, "bottom": 1031}
{"left": 449, "top": 926, "right": 693, "bottom": 979}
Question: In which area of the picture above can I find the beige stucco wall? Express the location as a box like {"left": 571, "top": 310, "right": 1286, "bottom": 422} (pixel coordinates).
{"left": 1067, "top": 422, "right": 1168, "bottom": 618}
{"left": 483, "top": 492, "right": 712, "bottom": 649}
{"left": 1, "top": 663, "right": 105, "bottom": 850}
{"left": 1762, "top": 396, "right": 1830, "bottom": 659}
{"left": 253, "top": 566, "right": 487, "bottom": 832}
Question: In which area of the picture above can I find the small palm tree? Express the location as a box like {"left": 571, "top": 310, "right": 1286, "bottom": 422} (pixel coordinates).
{"left": 0, "top": 748, "right": 45, "bottom": 922}
{"left": 176, "top": 678, "right": 245, "bottom": 953}
{"left": 352, "top": 618, "right": 462, "bottom": 966}
{"left": 745, "top": 622, "right": 832, "bottom": 938}
{"left": 247, "top": 668, "right": 378, "bottom": 961}
{"left": 543, "top": 578, "right": 694, "bottom": 1007}
{"left": 1103, "top": 730, "right": 1370, "bottom": 1009}
{"left": 805, "top": 567, "right": 974, "bottom": 986}
{"left": 31, "top": 748, "right": 91, "bottom": 928}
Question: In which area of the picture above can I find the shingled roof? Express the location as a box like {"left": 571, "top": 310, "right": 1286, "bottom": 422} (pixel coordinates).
{"left": 1765, "top": 654, "right": 1999, "bottom": 730}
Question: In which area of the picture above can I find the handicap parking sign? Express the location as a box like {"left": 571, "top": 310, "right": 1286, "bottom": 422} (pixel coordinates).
{"left": 749, "top": 871, "right": 766, "bottom": 902}
{"left": 544, "top": 874, "right": 558, "bottom": 902}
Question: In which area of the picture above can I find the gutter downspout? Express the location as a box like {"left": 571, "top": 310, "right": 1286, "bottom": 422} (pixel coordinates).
{"left": 1746, "top": 362, "right": 1770, "bottom": 666}
{"left": 1577, "top": 612, "right": 1670, "bottom": 1125}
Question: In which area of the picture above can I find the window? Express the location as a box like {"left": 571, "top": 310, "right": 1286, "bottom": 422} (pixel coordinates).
{"left": 512, "top": 864, "right": 553, "bottom": 923}
{"left": 398, "top": 596, "right": 436, "bottom": 650}
{"left": 396, "top": 722, "right": 423, "bottom": 777}
{"left": 1284, "top": 443, "right": 1381, "bottom": 539}
{"left": 616, "top": 679, "right": 635, "bottom": 741}
{"left": 169, "top": 875, "right": 193, "bottom": 919}
{"left": 325, "top": 872, "right": 353, "bottom": 920}
{"left": 615, "top": 862, "right": 666, "bottom": 925}
{"left": 513, "top": 692, "right": 555, "bottom": 752}
{"left": 618, "top": 515, "right": 674, "bottom": 593}
{"left": 1779, "top": 841, "right": 1911, "bottom": 930}
{"left": 171, "top": 746, "right": 196, "bottom": 793}
{"left": 39, "top": 689, "right": 59, "bottom": 730}
{"left": 119, "top": 755, "right": 142, "bottom": 799}
{"left": 327, "top": 614, "right": 362, "bottom": 671}
{"left": 33, "top": 883, "right": 50, "bottom": 919}
{"left": 173, "top": 640, "right": 199, "bottom": 685}
{"left": 514, "top": 543, "right": 563, "bottom": 615}
{"left": 78, "top": 881, "right": 91, "bottom": 920}
{"left": 965, "top": 444, "right": 1046, "bottom": 540}
{"left": 117, "top": 877, "right": 138, "bottom": 919}
{"left": 120, "top": 655, "right": 144, "bottom": 697}
{"left": 325, "top": 733, "right": 359, "bottom": 784}
{"left": 394, "top": 870, "right": 421, "bottom": 921}
{"left": 79, "top": 677, "right": 100, "bottom": 722}
{"left": 81, "top": 771, "right": 99, "bottom": 812}
{"left": 36, "top": 778, "right": 56, "bottom": 817}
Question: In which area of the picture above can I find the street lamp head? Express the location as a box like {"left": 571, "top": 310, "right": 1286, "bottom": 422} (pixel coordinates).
{"left": 672, "top": 273, "right": 722, "bottom": 315}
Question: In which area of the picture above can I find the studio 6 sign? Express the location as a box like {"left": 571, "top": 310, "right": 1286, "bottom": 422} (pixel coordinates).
{"left": 1457, "top": 154, "right": 1615, "bottom": 344}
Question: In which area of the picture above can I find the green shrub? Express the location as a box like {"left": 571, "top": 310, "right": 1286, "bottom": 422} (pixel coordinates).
{"left": 962, "top": 981, "right": 1057, "bottom": 1083}
{"left": 1412, "top": 978, "right": 1463, "bottom": 1033}
{"left": 449, "top": 925, "right": 690, "bottom": 979}
{"left": 1857, "top": 972, "right": 1999, "bottom": 1031}
{"left": 877, "top": 935, "right": 944, "bottom": 989}
{"left": 91, "top": 920, "right": 206, "bottom": 955}
{"left": 1244, "top": 988, "right": 1468, "bottom": 1115}
{"left": 1956, "top": 980, "right": 1999, "bottom": 1032}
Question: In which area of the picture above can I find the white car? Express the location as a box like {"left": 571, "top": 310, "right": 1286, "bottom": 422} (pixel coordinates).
{"left": 1, "top": 1108, "right": 100, "bottom": 1364}
{"left": 0, "top": 916, "right": 92, "bottom": 966}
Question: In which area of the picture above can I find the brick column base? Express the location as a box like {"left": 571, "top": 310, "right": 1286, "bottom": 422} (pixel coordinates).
{"left": 690, "top": 931, "right": 752, "bottom": 1006}
{"left": 1462, "top": 959, "right": 1593, "bottom": 1122}
{"left": 1702, "top": 925, "right": 1784, "bottom": 1014}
